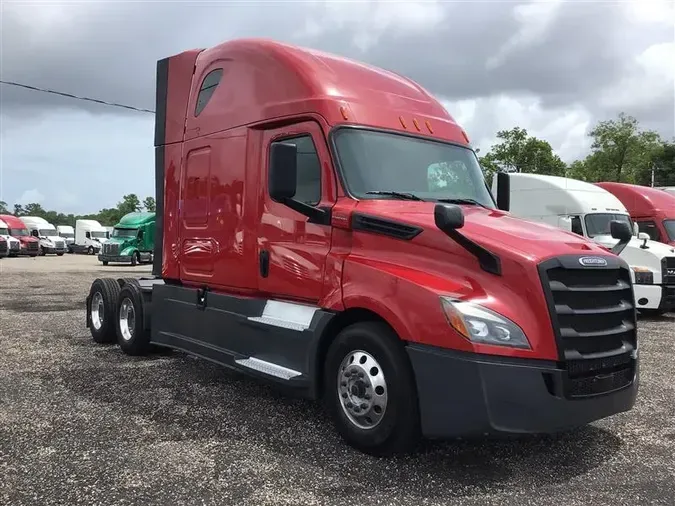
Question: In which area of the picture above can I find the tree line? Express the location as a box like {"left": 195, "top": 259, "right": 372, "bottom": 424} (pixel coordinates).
{"left": 1, "top": 111, "right": 673, "bottom": 224}
{"left": 478, "top": 112, "right": 675, "bottom": 187}
{"left": 0, "top": 194, "right": 156, "bottom": 228}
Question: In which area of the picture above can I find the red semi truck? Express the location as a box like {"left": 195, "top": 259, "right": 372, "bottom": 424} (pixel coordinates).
{"left": 86, "top": 39, "right": 639, "bottom": 455}
{"left": 0, "top": 215, "right": 40, "bottom": 257}
{"left": 596, "top": 182, "right": 675, "bottom": 246}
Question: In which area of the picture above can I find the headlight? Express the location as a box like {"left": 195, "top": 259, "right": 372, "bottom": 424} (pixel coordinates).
{"left": 440, "top": 297, "right": 530, "bottom": 349}
{"left": 631, "top": 266, "right": 654, "bottom": 285}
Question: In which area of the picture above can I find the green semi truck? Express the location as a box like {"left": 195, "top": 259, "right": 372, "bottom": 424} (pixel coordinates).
{"left": 98, "top": 212, "right": 155, "bottom": 266}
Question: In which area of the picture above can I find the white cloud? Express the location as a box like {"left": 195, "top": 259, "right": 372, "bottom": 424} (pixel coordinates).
{"left": 17, "top": 188, "right": 45, "bottom": 204}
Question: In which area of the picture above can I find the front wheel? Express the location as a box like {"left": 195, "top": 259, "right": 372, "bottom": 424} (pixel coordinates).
{"left": 87, "top": 246, "right": 94, "bottom": 255}
{"left": 57, "top": 252, "right": 64, "bottom": 257}
{"left": 324, "top": 321, "right": 420, "bottom": 456}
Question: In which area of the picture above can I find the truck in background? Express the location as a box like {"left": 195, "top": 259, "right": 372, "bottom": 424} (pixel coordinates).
{"left": 73, "top": 219, "right": 108, "bottom": 255}
{"left": 658, "top": 187, "right": 675, "bottom": 197}
{"left": 596, "top": 182, "right": 675, "bottom": 247}
{"left": 0, "top": 215, "right": 40, "bottom": 256}
{"left": 0, "top": 218, "right": 22, "bottom": 257}
{"left": 0, "top": 236, "right": 7, "bottom": 258}
{"left": 493, "top": 173, "right": 675, "bottom": 315}
{"left": 85, "top": 38, "right": 639, "bottom": 456}
{"left": 56, "top": 225, "right": 76, "bottom": 252}
{"left": 104, "top": 226, "right": 114, "bottom": 238}
{"left": 21, "top": 216, "right": 68, "bottom": 256}
{"left": 99, "top": 212, "right": 155, "bottom": 266}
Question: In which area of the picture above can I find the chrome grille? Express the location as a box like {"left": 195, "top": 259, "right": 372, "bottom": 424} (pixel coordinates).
{"left": 10, "top": 241, "right": 19, "bottom": 251}
{"left": 103, "top": 242, "right": 120, "bottom": 255}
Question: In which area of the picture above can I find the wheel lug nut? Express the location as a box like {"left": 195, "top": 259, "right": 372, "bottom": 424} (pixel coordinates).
{"left": 358, "top": 372, "right": 364, "bottom": 378}
{"left": 360, "top": 403, "right": 367, "bottom": 409}
{"left": 341, "top": 393, "right": 347, "bottom": 398}
{"left": 346, "top": 402, "right": 353, "bottom": 408}
{"left": 354, "top": 406, "right": 360, "bottom": 413}
{"left": 341, "top": 381, "right": 347, "bottom": 387}
{"left": 364, "top": 394, "right": 371, "bottom": 400}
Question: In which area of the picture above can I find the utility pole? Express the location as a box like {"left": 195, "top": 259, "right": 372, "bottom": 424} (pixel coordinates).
{"left": 651, "top": 163, "right": 655, "bottom": 187}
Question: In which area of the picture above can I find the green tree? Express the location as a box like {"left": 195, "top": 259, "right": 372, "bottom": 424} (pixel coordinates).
{"left": 479, "top": 127, "right": 567, "bottom": 177}
{"left": 13, "top": 204, "right": 24, "bottom": 216}
{"left": 143, "top": 196, "right": 156, "bottom": 212}
{"left": 0, "top": 201, "right": 8, "bottom": 214}
{"left": 22, "top": 203, "right": 47, "bottom": 218}
{"left": 583, "top": 112, "right": 662, "bottom": 183}
{"left": 118, "top": 194, "right": 141, "bottom": 216}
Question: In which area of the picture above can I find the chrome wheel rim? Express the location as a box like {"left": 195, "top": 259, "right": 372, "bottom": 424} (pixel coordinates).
{"left": 119, "top": 297, "right": 135, "bottom": 341}
{"left": 337, "top": 350, "right": 388, "bottom": 430}
{"left": 91, "top": 292, "right": 104, "bottom": 330}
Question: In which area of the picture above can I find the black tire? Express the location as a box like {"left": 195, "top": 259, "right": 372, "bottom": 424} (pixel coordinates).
{"left": 130, "top": 252, "right": 138, "bottom": 266}
{"left": 38, "top": 246, "right": 45, "bottom": 256}
{"left": 323, "top": 321, "right": 421, "bottom": 456}
{"left": 87, "top": 246, "right": 94, "bottom": 255}
{"left": 57, "top": 252, "right": 64, "bottom": 257}
{"left": 102, "top": 261, "right": 108, "bottom": 266}
{"left": 116, "top": 283, "right": 150, "bottom": 356}
{"left": 87, "top": 278, "right": 121, "bottom": 344}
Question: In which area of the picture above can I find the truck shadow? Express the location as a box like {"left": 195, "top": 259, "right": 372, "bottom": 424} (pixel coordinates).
{"left": 58, "top": 344, "right": 623, "bottom": 500}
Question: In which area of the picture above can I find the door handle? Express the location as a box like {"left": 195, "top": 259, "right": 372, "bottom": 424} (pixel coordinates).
{"left": 259, "top": 249, "right": 270, "bottom": 278}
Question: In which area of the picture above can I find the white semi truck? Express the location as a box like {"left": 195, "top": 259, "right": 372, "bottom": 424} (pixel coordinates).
{"left": 0, "top": 218, "right": 22, "bottom": 257}
{"left": 74, "top": 219, "right": 109, "bottom": 255}
{"left": 492, "top": 173, "right": 675, "bottom": 315}
{"left": 21, "top": 216, "right": 68, "bottom": 256}
{"left": 56, "top": 225, "right": 76, "bottom": 252}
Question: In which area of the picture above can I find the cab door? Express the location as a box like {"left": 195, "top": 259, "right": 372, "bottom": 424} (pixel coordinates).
{"left": 257, "top": 120, "right": 336, "bottom": 303}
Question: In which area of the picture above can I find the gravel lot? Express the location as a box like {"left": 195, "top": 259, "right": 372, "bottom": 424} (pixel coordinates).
{"left": 1, "top": 255, "right": 674, "bottom": 506}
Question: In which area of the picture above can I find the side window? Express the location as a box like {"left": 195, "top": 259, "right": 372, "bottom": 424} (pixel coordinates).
{"left": 271, "top": 135, "right": 321, "bottom": 206}
{"left": 194, "top": 68, "right": 223, "bottom": 117}
{"left": 571, "top": 216, "right": 583, "bottom": 236}
{"left": 31, "top": 230, "right": 39, "bottom": 237}
{"left": 86, "top": 231, "right": 91, "bottom": 239}
{"left": 637, "top": 220, "right": 660, "bottom": 241}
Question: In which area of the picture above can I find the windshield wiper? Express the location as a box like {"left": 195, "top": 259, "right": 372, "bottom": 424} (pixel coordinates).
{"left": 365, "top": 191, "right": 424, "bottom": 201}
{"left": 436, "top": 198, "right": 488, "bottom": 209}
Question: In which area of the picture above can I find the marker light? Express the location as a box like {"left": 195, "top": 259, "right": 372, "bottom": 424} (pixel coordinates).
{"left": 399, "top": 116, "right": 407, "bottom": 129}
{"left": 413, "top": 118, "right": 421, "bottom": 131}
{"left": 340, "top": 106, "right": 349, "bottom": 120}
{"left": 440, "top": 297, "right": 531, "bottom": 349}
{"left": 425, "top": 120, "right": 434, "bottom": 134}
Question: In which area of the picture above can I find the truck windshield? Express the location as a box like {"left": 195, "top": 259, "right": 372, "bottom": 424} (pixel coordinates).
{"left": 664, "top": 219, "right": 675, "bottom": 241}
{"left": 112, "top": 228, "right": 138, "bottom": 238}
{"left": 332, "top": 128, "right": 495, "bottom": 207}
{"left": 11, "top": 228, "right": 29, "bottom": 237}
{"left": 39, "top": 228, "right": 57, "bottom": 236}
{"left": 0, "top": 227, "right": 8, "bottom": 235}
{"left": 585, "top": 213, "right": 632, "bottom": 238}
{"left": 59, "top": 232, "right": 74, "bottom": 238}
{"left": 90, "top": 231, "right": 107, "bottom": 239}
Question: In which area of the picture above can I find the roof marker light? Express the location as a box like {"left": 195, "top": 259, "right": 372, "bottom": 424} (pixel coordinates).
{"left": 413, "top": 118, "right": 421, "bottom": 131}
{"left": 399, "top": 116, "right": 407, "bottom": 129}
{"left": 461, "top": 130, "right": 471, "bottom": 143}
{"left": 340, "top": 106, "right": 349, "bottom": 120}
{"left": 425, "top": 120, "right": 433, "bottom": 133}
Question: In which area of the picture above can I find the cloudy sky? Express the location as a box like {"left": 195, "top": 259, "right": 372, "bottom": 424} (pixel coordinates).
{"left": 1, "top": 0, "right": 673, "bottom": 215}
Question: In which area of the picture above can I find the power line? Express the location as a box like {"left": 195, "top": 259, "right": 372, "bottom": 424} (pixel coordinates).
{"left": 0, "top": 80, "right": 155, "bottom": 114}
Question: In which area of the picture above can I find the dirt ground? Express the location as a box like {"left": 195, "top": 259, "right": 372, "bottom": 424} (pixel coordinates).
{"left": 1, "top": 255, "right": 674, "bottom": 506}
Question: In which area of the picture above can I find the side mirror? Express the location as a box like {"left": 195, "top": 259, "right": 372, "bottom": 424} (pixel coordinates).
{"left": 269, "top": 142, "right": 297, "bottom": 202}
{"left": 434, "top": 204, "right": 464, "bottom": 233}
{"left": 496, "top": 172, "right": 510, "bottom": 211}
{"left": 610, "top": 220, "right": 632, "bottom": 255}
{"left": 638, "top": 232, "right": 649, "bottom": 249}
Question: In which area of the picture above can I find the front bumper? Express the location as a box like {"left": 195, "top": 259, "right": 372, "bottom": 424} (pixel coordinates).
{"left": 659, "top": 285, "right": 675, "bottom": 311}
{"left": 407, "top": 344, "right": 638, "bottom": 439}
{"left": 43, "top": 247, "right": 68, "bottom": 254}
{"left": 98, "top": 254, "right": 133, "bottom": 263}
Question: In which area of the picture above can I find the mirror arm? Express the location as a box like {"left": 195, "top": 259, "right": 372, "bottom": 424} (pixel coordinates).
{"left": 282, "top": 198, "right": 331, "bottom": 225}
{"left": 440, "top": 228, "right": 502, "bottom": 276}
{"left": 611, "top": 238, "right": 630, "bottom": 255}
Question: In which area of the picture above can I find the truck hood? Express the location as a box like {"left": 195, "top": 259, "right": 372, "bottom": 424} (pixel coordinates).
{"left": 16, "top": 235, "right": 39, "bottom": 244}
{"left": 0, "top": 234, "right": 19, "bottom": 245}
{"left": 107, "top": 237, "right": 135, "bottom": 249}
{"left": 353, "top": 200, "right": 610, "bottom": 262}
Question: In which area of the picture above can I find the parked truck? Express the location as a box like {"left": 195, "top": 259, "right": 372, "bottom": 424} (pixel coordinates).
{"left": 0, "top": 215, "right": 40, "bottom": 256}
{"left": 0, "top": 218, "right": 22, "bottom": 257}
{"left": 99, "top": 212, "right": 155, "bottom": 266}
{"left": 56, "top": 225, "right": 76, "bottom": 252}
{"left": 21, "top": 216, "right": 68, "bottom": 256}
{"left": 74, "top": 219, "right": 108, "bottom": 255}
{"left": 86, "top": 38, "right": 639, "bottom": 455}
{"left": 596, "top": 182, "right": 675, "bottom": 247}
{"left": 0, "top": 236, "right": 7, "bottom": 258}
{"left": 493, "top": 173, "right": 675, "bottom": 315}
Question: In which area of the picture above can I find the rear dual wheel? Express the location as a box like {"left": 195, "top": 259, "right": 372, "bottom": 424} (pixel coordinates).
{"left": 324, "top": 321, "right": 421, "bottom": 456}
{"left": 116, "top": 281, "right": 151, "bottom": 355}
